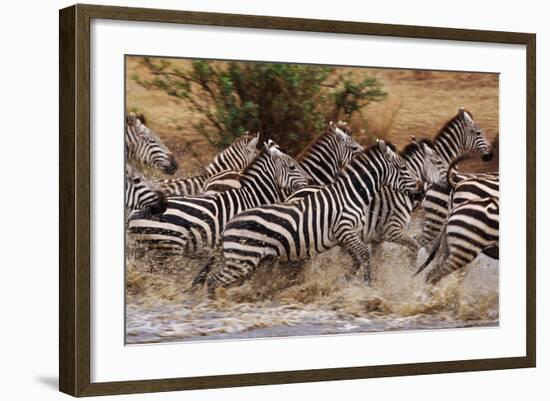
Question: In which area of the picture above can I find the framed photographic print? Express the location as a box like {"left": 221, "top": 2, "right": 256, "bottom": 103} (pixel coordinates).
{"left": 59, "top": 4, "right": 536, "bottom": 397}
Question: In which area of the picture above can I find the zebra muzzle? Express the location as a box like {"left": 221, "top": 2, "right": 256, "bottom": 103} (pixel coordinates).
{"left": 163, "top": 157, "right": 179, "bottom": 175}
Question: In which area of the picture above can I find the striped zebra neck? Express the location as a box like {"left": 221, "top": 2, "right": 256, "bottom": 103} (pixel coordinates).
{"left": 331, "top": 147, "right": 386, "bottom": 208}
{"left": 157, "top": 174, "right": 208, "bottom": 196}
{"left": 238, "top": 152, "right": 283, "bottom": 205}
{"left": 203, "top": 140, "right": 254, "bottom": 177}
{"left": 298, "top": 132, "right": 343, "bottom": 184}
{"left": 432, "top": 117, "right": 468, "bottom": 165}
{"left": 401, "top": 147, "right": 427, "bottom": 180}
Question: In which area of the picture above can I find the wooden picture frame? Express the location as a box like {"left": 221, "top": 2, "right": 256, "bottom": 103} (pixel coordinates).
{"left": 59, "top": 3, "right": 536, "bottom": 397}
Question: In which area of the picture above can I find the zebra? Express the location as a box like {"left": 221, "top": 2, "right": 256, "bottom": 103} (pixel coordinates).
{"left": 127, "top": 140, "right": 310, "bottom": 256}
{"left": 414, "top": 107, "right": 494, "bottom": 250}
{"left": 194, "top": 140, "right": 424, "bottom": 296}
{"left": 414, "top": 196, "right": 499, "bottom": 285}
{"left": 157, "top": 132, "right": 259, "bottom": 196}
{"left": 125, "top": 164, "right": 167, "bottom": 217}
{"left": 200, "top": 121, "right": 363, "bottom": 195}
{"left": 125, "top": 112, "right": 178, "bottom": 175}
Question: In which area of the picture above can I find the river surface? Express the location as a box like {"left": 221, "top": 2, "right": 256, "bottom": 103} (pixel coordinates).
{"left": 125, "top": 216, "right": 499, "bottom": 344}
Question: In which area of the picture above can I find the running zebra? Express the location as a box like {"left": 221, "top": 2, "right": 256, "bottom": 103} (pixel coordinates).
{"left": 125, "top": 113, "right": 178, "bottom": 175}
{"left": 194, "top": 140, "right": 423, "bottom": 296}
{"left": 157, "top": 132, "right": 259, "bottom": 196}
{"left": 200, "top": 121, "right": 363, "bottom": 195}
{"left": 415, "top": 108, "right": 494, "bottom": 250}
{"left": 127, "top": 140, "right": 310, "bottom": 255}
{"left": 414, "top": 196, "right": 499, "bottom": 285}
{"left": 125, "top": 164, "right": 167, "bottom": 217}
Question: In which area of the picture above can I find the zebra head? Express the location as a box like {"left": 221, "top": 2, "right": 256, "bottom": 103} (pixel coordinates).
{"left": 125, "top": 113, "right": 178, "bottom": 175}
{"left": 125, "top": 165, "right": 167, "bottom": 216}
{"left": 329, "top": 121, "right": 364, "bottom": 168}
{"left": 401, "top": 136, "right": 447, "bottom": 186}
{"left": 377, "top": 140, "right": 424, "bottom": 199}
{"left": 265, "top": 140, "right": 310, "bottom": 196}
{"left": 209, "top": 131, "right": 260, "bottom": 174}
{"left": 457, "top": 107, "right": 494, "bottom": 162}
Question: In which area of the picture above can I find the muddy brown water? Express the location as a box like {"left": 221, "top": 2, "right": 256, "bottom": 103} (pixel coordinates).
{"left": 125, "top": 213, "right": 499, "bottom": 344}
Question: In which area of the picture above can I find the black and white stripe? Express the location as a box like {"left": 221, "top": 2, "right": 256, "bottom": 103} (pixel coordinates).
{"left": 195, "top": 141, "right": 423, "bottom": 296}
{"left": 127, "top": 141, "right": 310, "bottom": 255}
{"left": 125, "top": 113, "right": 178, "bottom": 175}
{"left": 415, "top": 108, "right": 494, "bottom": 250}
{"left": 356, "top": 138, "right": 447, "bottom": 265}
{"left": 415, "top": 196, "right": 499, "bottom": 285}
{"left": 158, "top": 132, "right": 259, "bottom": 196}
{"left": 200, "top": 121, "right": 363, "bottom": 195}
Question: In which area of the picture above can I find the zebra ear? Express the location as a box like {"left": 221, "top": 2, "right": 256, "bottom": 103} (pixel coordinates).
{"left": 421, "top": 141, "right": 433, "bottom": 155}
{"left": 334, "top": 127, "right": 346, "bottom": 140}
{"left": 137, "top": 114, "right": 147, "bottom": 125}
{"left": 377, "top": 139, "right": 387, "bottom": 153}
{"left": 248, "top": 133, "right": 259, "bottom": 149}
{"left": 266, "top": 142, "right": 283, "bottom": 159}
{"left": 264, "top": 139, "right": 279, "bottom": 153}
{"left": 458, "top": 107, "right": 465, "bottom": 119}
{"left": 126, "top": 112, "right": 137, "bottom": 126}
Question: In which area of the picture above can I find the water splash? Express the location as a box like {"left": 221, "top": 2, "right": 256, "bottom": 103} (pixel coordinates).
{"left": 126, "top": 218, "right": 498, "bottom": 344}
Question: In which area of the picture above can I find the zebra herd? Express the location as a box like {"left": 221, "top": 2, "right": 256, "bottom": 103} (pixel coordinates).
{"left": 124, "top": 108, "right": 499, "bottom": 299}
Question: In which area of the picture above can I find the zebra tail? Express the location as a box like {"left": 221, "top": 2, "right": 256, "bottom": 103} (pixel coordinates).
{"left": 189, "top": 256, "right": 216, "bottom": 292}
{"left": 446, "top": 155, "right": 468, "bottom": 191}
{"left": 413, "top": 234, "right": 443, "bottom": 277}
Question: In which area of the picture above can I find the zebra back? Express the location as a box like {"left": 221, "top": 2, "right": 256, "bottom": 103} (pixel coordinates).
{"left": 417, "top": 196, "right": 499, "bottom": 284}
{"left": 125, "top": 113, "right": 178, "bottom": 175}
{"left": 203, "top": 170, "right": 244, "bottom": 195}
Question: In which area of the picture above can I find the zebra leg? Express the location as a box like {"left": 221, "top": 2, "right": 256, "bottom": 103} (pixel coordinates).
{"left": 339, "top": 232, "right": 373, "bottom": 285}
{"left": 206, "top": 258, "right": 259, "bottom": 298}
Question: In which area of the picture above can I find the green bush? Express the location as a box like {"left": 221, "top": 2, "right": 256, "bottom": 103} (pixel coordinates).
{"left": 134, "top": 58, "right": 387, "bottom": 153}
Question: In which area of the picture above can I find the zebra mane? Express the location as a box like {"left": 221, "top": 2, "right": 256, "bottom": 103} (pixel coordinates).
{"left": 345, "top": 141, "right": 386, "bottom": 168}
{"left": 400, "top": 138, "right": 434, "bottom": 158}
{"left": 434, "top": 108, "right": 474, "bottom": 143}
{"left": 446, "top": 155, "right": 469, "bottom": 191}
{"left": 296, "top": 121, "right": 352, "bottom": 161}
{"left": 238, "top": 148, "right": 270, "bottom": 179}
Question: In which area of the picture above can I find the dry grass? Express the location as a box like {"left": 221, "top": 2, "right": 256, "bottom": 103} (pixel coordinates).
{"left": 126, "top": 57, "right": 499, "bottom": 175}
